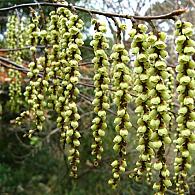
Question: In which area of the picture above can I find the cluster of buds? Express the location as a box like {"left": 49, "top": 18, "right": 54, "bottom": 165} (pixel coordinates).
{"left": 24, "top": 13, "right": 40, "bottom": 104}
{"left": 46, "top": 10, "right": 60, "bottom": 109}
{"left": 55, "top": 7, "right": 72, "bottom": 143}
{"left": 27, "top": 29, "right": 50, "bottom": 133}
{"left": 62, "top": 13, "right": 84, "bottom": 178}
{"left": 129, "top": 23, "right": 153, "bottom": 181}
{"left": 8, "top": 69, "right": 22, "bottom": 112}
{"left": 174, "top": 20, "right": 195, "bottom": 194}
{"left": 5, "top": 15, "right": 17, "bottom": 49}
{"left": 16, "top": 12, "right": 41, "bottom": 136}
{"left": 146, "top": 31, "right": 172, "bottom": 194}
{"left": 31, "top": 54, "right": 48, "bottom": 132}
{"left": 5, "top": 15, "right": 23, "bottom": 112}
{"left": 90, "top": 19, "right": 110, "bottom": 166}
{"left": 55, "top": 7, "right": 72, "bottom": 145}
{"left": 14, "top": 7, "right": 84, "bottom": 177}
{"left": 108, "top": 41, "right": 132, "bottom": 188}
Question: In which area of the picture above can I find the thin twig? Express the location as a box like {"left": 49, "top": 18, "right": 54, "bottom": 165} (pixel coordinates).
{"left": 0, "top": 57, "right": 175, "bottom": 100}
{"left": 0, "top": 45, "right": 93, "bottom": 52}
{"left": 0, "top": 45, "right": 45, "bottom": 52}
{"left": 0, "top": 61, "right": 27, "bottom": 72}
{"left": 0, "top": 57, "right": 29, "bottom": 72}
{"left": 79, "top": 61, "right": 93, "bottom": 66}
{"left": 0, "top": 2, "right": 187, "bottom": 21}
{"left": 0, "top": 57, "right": 92, "bottom": 74}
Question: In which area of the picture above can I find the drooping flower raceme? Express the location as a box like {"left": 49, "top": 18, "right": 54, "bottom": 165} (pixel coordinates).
{"left": 55, "top": 7, "right": 72, "bottom": 148}
{"left": 174, "top": 20, "right": 195, "bottom": 194}
{"left": 90, "top": 19, "right": 110, "bottom": 166}
{"left": 29, "top": 29, "right": 49, "bottom": 133}
{"left": 63, "top": 13, "right": 84, "bottom": 178}
{"left": 108, "top": 42, "right": 132, "bottom": 188}
{"left": 46, "top": 10, "right": 60, "bottom": 109}
{"left": 5, "top": 15, "right": 23, "bottom": 112}
{"left": 129, "top": 23, "right": 154, "bottom": 182}
{"left": 16, "top": 12, "right": 41, "bottom": 136}
{"left": 146, "top": 31, "right": 172, "bottom": 194}
{"left": 24, "top": 14, "right": 48, "bottom": 135}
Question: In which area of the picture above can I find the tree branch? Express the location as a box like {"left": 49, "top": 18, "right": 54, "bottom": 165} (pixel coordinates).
{"left": 0, "top": 45, "right": 93, "bottom": 52}
{"left": 0, "top": 56, "right": 174, "bottom": 99}
{"left": 0, "top": 2, "right": 187, "bottom": 21}
{"left": 0, "top": 45, "right": 45, "bottom": 52}
{"left": 0, "top": 56, "right": 93, "bottom": 74}
{"left": 0, "top": 56, "right": 29, "bottom": 72}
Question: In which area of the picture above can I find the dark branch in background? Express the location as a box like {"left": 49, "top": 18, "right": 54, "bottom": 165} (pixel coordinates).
{"left": 79, "top": 61, "right": 93, "bottom": 66}
{"left": 0, "top": 56, "right": 177, "bottom": 101}
{"left": 0, "top": 45, "right": 46, "bottom": 52}
{"left": 0, "top": 56, "right": 93, "bottom": 71}
{"left": 0, "top": 2, "right": 187, "bottom": 21}
{"left": 0, "top": 56, "right": 138, "bottom": 100}
{"left": 0, "top": 57, "right": 102, "bottom": 89}
{"left": 0, "top": 45, "right": 93, "bottom": 52}
{"left": 110, "top": 17, "right": 122, "bottom": 43}
{"left": 0, "top": 61, "right": 28, "bottom": 73}
{"left": 0, "top": 56, "right": 123, "bottom": 122}
{"left": 0, "top": 57, "right": 29, "bottom": 73}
